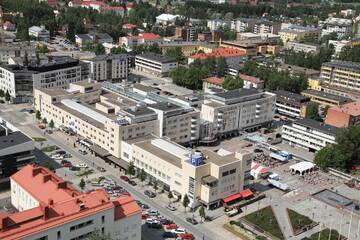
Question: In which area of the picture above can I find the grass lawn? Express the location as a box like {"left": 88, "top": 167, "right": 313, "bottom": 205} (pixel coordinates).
{"left": 243, "top": 206, "right": 284, "bottom": 240}
{"left": 32, "top": 137, "right": 47, "bottom": 142}
{"left": 287, "top": 209, "right": 315, "bottom": 232}
{"left": 41, "top": 145, "right": 60, "bottom": 152}
{"left": 308, "top": 228, "right": 342, "bottom": 240}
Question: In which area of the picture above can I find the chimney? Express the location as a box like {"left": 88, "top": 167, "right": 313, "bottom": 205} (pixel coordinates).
{"left": 32, "top": 167, "right": 42, "bottom": 177}
{"left": 39, "top": 202, "right": 49, "bottom": 220}
{"left": 43, "top": 174, "right": 52, "bottom": 183}
{"left": 57, "top": 181, "right": 67, "bottom": 189}
{"left": 48, "top": 199, "right": 54, "bottom": 206}
{"left": 0, "top": 214, "right": 7, "bottom": 230}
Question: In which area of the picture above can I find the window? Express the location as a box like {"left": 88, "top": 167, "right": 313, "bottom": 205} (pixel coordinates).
{"left": 101, "top": 227, "right": 105, "bottom": 234}
{"left": 57, "top": 231, "right": 61, "bottom": 240}
{"left": 102, "top": 215, "right": 105, "bottom": 224}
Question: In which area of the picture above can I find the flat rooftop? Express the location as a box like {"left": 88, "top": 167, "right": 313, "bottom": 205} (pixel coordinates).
{"left": 148, "top": 102, "right": 182, "bottom": 112}
{"left": 202, "top": 149, "right": 239, "bottom": 166}
{"left": 0, "top": 132, "right": 32, "bottom": 151}
{"left": 136, "top": 52, "right": 177, "bottom": 63}
{"left": 302, "top": 89, "right": 352, "bottom": 103}
{"left": 323, "top": 61, "right": 360, "bottom": 72}
{"left": 291, "top": 118, "right": 339, "bottom": 136}
{"left": 274, "top": 90, "right": 310, "bottom": 103}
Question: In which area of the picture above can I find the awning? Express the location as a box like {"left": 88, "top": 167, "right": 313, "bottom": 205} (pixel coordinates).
{"left": 106, "top": 156, "right": 129, "bottom": 169}
{"left": 240, "top": 189, "right": 253, "bottom": 198}
{"left": 223, "top": 193, "right": 242, "bottom": 203}
{"left": 89, "top": 144, "right": 110, "bottom": 157}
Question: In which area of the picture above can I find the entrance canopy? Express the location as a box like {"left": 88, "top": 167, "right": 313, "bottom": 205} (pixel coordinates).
{"left": 290, "top": 162, "right": 315, "bottom": 175}
{"left": 223, "top": 189, "right": 254, "bottom": 203}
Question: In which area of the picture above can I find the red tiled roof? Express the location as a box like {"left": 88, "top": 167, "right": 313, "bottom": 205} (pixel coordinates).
{"left": 0, "top": 165, "right": 141, "bottom": 240}
{"left": 239, "top": 73, "right": 263, "bottom": 84}
{"left": 125, "top": 32, "right": 161, "bottom": 40}
{"left": 204, "top": 76, "right": 224, "bottom": 86}
{"left": 123, "top": 23, "right": 137, "bottom": 29}
{"left": 190, "top": 47, "right": 246, "bottom": 60}
{"left": 330, "top": 101, "right": 360, "bottom": 116}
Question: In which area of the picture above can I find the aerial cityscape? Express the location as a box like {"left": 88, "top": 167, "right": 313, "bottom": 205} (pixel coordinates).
{"left": 0, "top": 0, "right": 359, "bottom": 240}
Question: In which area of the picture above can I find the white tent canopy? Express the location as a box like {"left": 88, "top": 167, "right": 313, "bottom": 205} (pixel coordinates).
{"left": 289, "top": 162, "right": 315, "bottom": 175}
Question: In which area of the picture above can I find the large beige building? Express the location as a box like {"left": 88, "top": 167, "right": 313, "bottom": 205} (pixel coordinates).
{"left": 121, "top": 136, "right": 252, "bottom": 209}
{"left": 201, "top": 88, "right": 276, "bottom": 138}
{"left": 34, "top": 81, "right": 200, "bottom": 159}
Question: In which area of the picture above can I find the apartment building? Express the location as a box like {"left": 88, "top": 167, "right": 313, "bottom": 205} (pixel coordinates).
{"left": 0, "top": 124, "right": 35, "bottom": 190}
{"left": 135, "top": 52, "right": 178, "bottom": 77}
{"left": 121, "top": 136, "right": 252, "bottom": 209}
{"left": 301, "top": 89, "right": 352, "bottom": 107}
{"left": 325, "top": 101, "right": 360, "bottom": 128}
{"left": 320, "top": 17, "right": 353, "bottom": 39}
{"left": 328, "top": 40, "right": 350, "bottom": 54}
{"left": 320, "top": 61, "right": 360, "bottom": 92}
{"left": 220, "top": 39, "right": 280, "bottom": 56}
{"left": 282, "top": 118, "right": 339, "bottom": 152}
{"left": 0, "top": 43, "right": 36, "bottom": 62}
{"left": 0, "top": 56, "right": 90, "bottom": 103}
{"left": 240, "top": 74, "right": 264, "bottom": 90}
{"left": 253, "top": 20, "right": 281, "bottom": 35}
{"left": 284, "top": 42, "right": 320, "bottom": 54}
{"left": 188, "top": 47, "right": 247, "bottom": 64}
{"left": 159, "top": 41, "right": 216, "bottom": 57}
{"left": 234, "top": 18, "right": 257, "bottom": 33}
{"left": 207, "top": 19, "right": 235, "bottom": 31}
{"left": 75, "top": 33, "right": 113, "bottom": 48}
{"left": 119, "top": 33, "right": 161, "bottom": 49}
{"left": 0, "top": 164, "right": 141, "bottom": 240}
{"left": 279, "top": 25, "right": 320, "bottom": 43}
{"left": 273, "top": 90, "right": 312, "bottom": 118}
{"left": 175, "top": 26, "right": 197, "bottom": 41}
{"left": 201, "top": 88, "right": 276, "bottom": 138}
{"left": 84, "top": 54, "right": 129, "bottom": 82}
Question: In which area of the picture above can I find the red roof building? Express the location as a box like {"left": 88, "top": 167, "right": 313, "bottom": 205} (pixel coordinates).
{"left": 123, "top": 23, "right": 137, "bottom": 30}
{"left": 119, "top": 33, "right": 161, "bottom": 48}
{"left": 325, "top": 101, "right": 360, "bottom": 128}
{"left": 0, "top": 164, "right": 141, "bottom": 240}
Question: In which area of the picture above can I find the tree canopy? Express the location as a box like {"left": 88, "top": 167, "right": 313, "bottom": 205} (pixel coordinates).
{"left": 338, "top": 45, "right": 360, "bottom": 63}
{"left": 315, "top": 125, "right": 360, "bottom": 171}
{"left": 241, "top": 61, "right": 308, "bottom": 93}
{"left": 223, "top": 76, "right": 244, "bottom": 90}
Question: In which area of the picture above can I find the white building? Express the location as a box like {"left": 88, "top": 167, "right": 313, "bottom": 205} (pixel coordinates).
{"left": 83, "top": 54, "right": 129, "bottom": 82}
{"left": 0, "top": 56, "right": 89, "bottom": 103}
{"left": 0, "top": 43, "right": 36, "bottom": 62}
{"left": 135, "top": 52, "right": 178, "bottom": 77}
{"left": 284, "top": 41, "right": 320, "bottom": 54}
{"left": 207, "top": 19, "right": 235, "bottom": 31}
{"left": 320, "top": 17, "right": 353, "bottom": 39}
{"left": 121, "top": 136, "right": 253, "bottom": 209}
{"left": 201, "top": 88, "right": 276, "bottom": 138}
{"left": 282, "top": 118, "right": 339, "bottom": 152}
{"left": 328, "top": 40, "right": 350, "bottom": 54}
{"left": 28, "top": 25, "right": 50, "bottom": 41}
{"left": 156, "top": 14, "right": 181, "bottom": 25}
{"left": 1, "top": 164, "right": 141, "bottom": 240}
{"left": 119, "top": 33, "right": 162, "bottom": 49}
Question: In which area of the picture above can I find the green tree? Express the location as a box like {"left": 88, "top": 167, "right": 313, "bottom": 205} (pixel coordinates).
{"left": 147, "top": 43, "right": 161, "bottom": 54}
{"left": 127, "top": 161, "right": 136, "bottom": 177}
{"left": 83, "top": 42, "right": 93, "bottom": 51}
{"left": 0, "top": 89, "right": 4, "bottom": 98}
{"left": 338, "top": 45, "right": 360, "bottom": 63}
{"left": 36, "top": 110, "right": 42, "bottom": 121}
{"left": 182, "top": 194, "right": 190, "bottom": 212}
{"left": 139, "top": 168, "right": 146, "bottom": 186}
{"left": 48, "top": 119, "right": 54, "bottom": 129}
{"left": 306, "top": 104, "right": 322, "bottom": 122}
{"left": 223, "top": 76, "right": 244, "bottom": 90}
{"left": 5, "top": 90, "right": 10, "bottom": 102}
{"left": 94, "top": 43, "right": 105, "bottom": 56}
{"left": 199, "top": 205, "right": 206, "bottom": 222}
{"left": 111, "top": 47, "right": 127, "bottom": 54}
{"left": 153, "top": 180, "right": 158, "bottom": 192}
{"left": 216, "top": 57, "right": 227, "bottom": 77}
{"left": 37, "top": 44, "right": 49, "bottom": 54}
{"left": 79, "top": 178, "right": 86, "bottom": 190}
{"left": 88, "top": 230, "right": 112, "bottom": 240}
{"left": 42, "top": 118, "right": 48, "bottom": 126}
{"left": 165, "top": 47, "right": 184, "bottom": 63}
{"left": 168, "top": 191, "right": 173, "bottom": 203}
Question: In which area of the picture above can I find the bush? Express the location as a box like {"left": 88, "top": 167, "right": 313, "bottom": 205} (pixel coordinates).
{"left": 230, "top": 221, "right": 243, "bottom": 228}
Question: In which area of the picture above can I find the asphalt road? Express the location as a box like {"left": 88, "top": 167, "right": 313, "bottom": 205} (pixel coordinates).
{"left": 0, "top": 105, "right": 213, "bottom": 240}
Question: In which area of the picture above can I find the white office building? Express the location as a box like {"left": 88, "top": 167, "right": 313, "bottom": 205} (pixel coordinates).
{"left": 135, "top": 52, "right": 178, "bottom": 77}
{"left": 320, "top": 17, "right": 353, "bottom": 39}
{"left": 28, "top": 25, "right": 50, "bottom": 41}
{"left": 282, "top": 118, "right": 339, "bottom": 152}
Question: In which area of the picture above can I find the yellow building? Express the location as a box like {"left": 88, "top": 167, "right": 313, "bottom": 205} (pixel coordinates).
{"left": 301, "top": 89, "right": 352, "bottom": 107}
{"left": 308, "top": 77, "right": 322, "bottom": 91}
{"left": 279, "top": 25, "right": 320, "bottom": 43}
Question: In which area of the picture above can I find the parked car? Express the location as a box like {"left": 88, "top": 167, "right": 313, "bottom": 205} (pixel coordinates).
{"left": 78, "top": 149, "right": 87, "bottom": 155}
{"left": 144, "top": 190, "right": 156, "bottom": 198}
{"left": 147, "top": 222, "right": 162, "bottom": 229}
{"left": 163, "top": 232, "right": 176, "bottom": 238}
{"left": 62, "top": 162, "right": 72, "bottom": 168}
{"left": 160, "top": 218, "right": 174, "bottom": 225}
{"left": 120, "top": 175, "right": 129, "bottom": 182}
{"left": 69, "top": 166, "right": 80, "bottom": 171}
{"left": 166, "top": 204, "right": 176, "bottom": 211}
{"left": 254, "top": 148, "right": 263, "bottom": 153}
{"left": 147, "top": 209, "right": 159, "bottom": 216}
{"left": 140, "top": 203, "right": 149, "bottom": 210}
{"left": 97, "top": 167, "right": 106, "bottom": 172}
{"left": 38, "top": 124, "right": 45, "bottom": 129}
{"left": 225, "top": 208, "right": 240, "bottom": 217}
{"left": 171, "top": 228, "right": 186, "bottom": 235}
{"left": 185, "top": 217, "right": 198, "bottom": 225}
{"left": 164, "top": 223, "right": 178, "bottom": 230}
{"left": 76, "top": 163, "right": 88, "bottom": 168}
{"left": 128, "top": 180, "right": 137, "bottom": 186}
{"left": 177, "top": 233, "right": 195, "bottom": 240}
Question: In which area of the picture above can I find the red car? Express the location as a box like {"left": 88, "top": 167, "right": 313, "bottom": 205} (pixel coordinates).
{"left": 120, "top": 175, "right": 129, "bottom": 181}
{"left": 164, "top": 223, "right": 178, "bottom": 230}
{"left": 62, "top": 162, "right": 72, "bottom": 168}
{"left": 178, "top": 233, "right": 195, "bottom": 240}
{"left": 38, "top": 124, "right": 45, "bottom": 129}
{"left": 141, "top": 214, "right": 149, "bottom": 220}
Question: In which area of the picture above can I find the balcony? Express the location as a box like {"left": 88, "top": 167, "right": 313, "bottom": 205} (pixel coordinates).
{"left": 217, "top": 112, "right": 223, "bottom": 116}
{"left": 191, "top": 118, "right": 197, "bottom": 123}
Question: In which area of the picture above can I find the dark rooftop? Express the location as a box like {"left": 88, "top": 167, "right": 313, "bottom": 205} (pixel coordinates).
{"left": 148, "top": 102, "right": 182, "bottom": 112}
{"left": 0, "top": 132, "right": 32, "bottom": 151}
{"left": 292, "top": 118, "right": 339, "bottom": 136}
{"left": 136, "top": 52, "right": 177, "bottom": 64}
{"left": 302, "top": 89, "right": 352, "bottom": 103}
{"left": 89, "top": 54, "right": 128, "bottom": 62}
{"left": 214, "top": 88, "right": 261, "bottom": 100}
{"left": 274, "top": 90, "right": 310, "bottom": 103}
{"left": 323, "top": 61, "right": 360, "bottom": 72}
